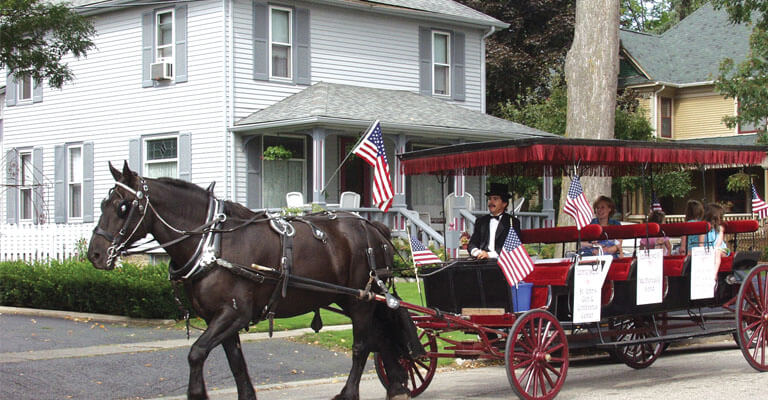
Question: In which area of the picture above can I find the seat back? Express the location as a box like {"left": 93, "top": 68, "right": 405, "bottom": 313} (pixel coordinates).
{"left": 339, "top": 191, "right": 361, "bottom": 209}
{"left": 285, "top": 192, "right": 304, "bottom": 208}
{"left": 444, "top": 192, "right": 475, "bottom": 223}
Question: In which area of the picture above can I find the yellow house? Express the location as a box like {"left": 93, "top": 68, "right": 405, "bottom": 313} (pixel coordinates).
{"left": 618, "top": 3, "right": 765, "bottom": 216}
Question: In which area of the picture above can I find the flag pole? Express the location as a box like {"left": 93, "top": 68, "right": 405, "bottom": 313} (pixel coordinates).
{"left": 320, "top": 120, "right": 379, "bottom": 194}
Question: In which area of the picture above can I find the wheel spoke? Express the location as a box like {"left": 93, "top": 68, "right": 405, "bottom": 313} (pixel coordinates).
{"left": 749, "top": 325, "right": 765, "bottom": 360}
{"left": 544, "top": 361, "right": 563, "bottom": 378}
{"left": 544, "top": 342, "right": 566, "bottom": 355}
{"left": 512, "top": 356, "right": 534, "bottom": 370}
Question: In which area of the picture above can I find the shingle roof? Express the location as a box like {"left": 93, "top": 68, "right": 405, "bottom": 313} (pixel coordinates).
{"left": 620, "top": 3, "right": 752, "bottom": 85}
{"left": 234, "top": 82, "right": 556, "bottom": 139}
{"left": 677, "top": 134, "right": 760, "bottom": 146}
{"left": 71, "top": 0, "right": 507, "bottom": 28}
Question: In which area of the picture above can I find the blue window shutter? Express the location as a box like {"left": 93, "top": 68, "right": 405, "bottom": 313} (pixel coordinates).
{"left": 54, "top": 145, "right": 67, "bottom": 223}
{"left": 178, "top": 133, "right": 191, "bottom": 181}
{"left": 451, "top": 31, "right": 465, "bottom": 102}
{"left": 142, "top": 11, "right": 154, "bottom": 88}
{"left": 6, "top": 73, "right": 17, "bottom": 106}
{"left": 5, "top": 149, "right": 18, "bottom": 224}
{"left": 128, "top": 138, "right": 141, "bottom": 173}
{"left": 293, "top": 8, "right": 311, "bottom": 85}
{"left": 253, "top": 1, "right": 269, "bottom": 81}
{"left": 33, "top": 147, "right": 43, "bottom": 224}
{"left": 418, "top": 27, "right": 432, "bottom": 96}
{"left": 83, "top": 142, "right": 95, "bottom": 222}
{"left": 32, "top": 80, "right": 43, "bottom": 103}
{"left": 174, "top": 4, "right": 188, "bottom": 83}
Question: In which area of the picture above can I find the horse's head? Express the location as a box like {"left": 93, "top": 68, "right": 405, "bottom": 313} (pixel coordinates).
{"left": 87, "top": 161, "right": 152, "bottom": 270}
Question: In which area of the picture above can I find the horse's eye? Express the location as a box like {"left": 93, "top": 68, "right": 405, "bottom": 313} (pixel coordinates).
{"left": 117, "top": 201, "right": 131, "bottom": 218}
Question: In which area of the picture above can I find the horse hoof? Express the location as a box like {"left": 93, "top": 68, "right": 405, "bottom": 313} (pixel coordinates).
{"left": 387, "top": 394, "right": 410, "bottom": 400}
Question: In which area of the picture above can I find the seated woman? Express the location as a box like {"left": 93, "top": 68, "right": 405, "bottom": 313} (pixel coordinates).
{"left": 679, "top": 199, "right": 704, "bottom": 255}
{"left": 580, "top": 195, "right": 622, "bottom": 258}
{"left": 639, "top": 210, "right": 672, "bottom": 255}
{"left": 691, "top": 203, "right": 729, "bottom": 270}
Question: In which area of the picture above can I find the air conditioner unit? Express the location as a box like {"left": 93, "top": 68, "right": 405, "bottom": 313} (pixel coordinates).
{"left": 150, "top": 62, "right": 173, "bottom": 81}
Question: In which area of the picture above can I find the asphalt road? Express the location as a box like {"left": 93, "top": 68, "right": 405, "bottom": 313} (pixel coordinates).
{"left": 2, "top": 307, "right": 767, "bottom": 400}
{"left": 0, "top": 310, "right": 356, "bottom": 399}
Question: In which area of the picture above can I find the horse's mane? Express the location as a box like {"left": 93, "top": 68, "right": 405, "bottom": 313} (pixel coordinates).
{"left": 152, "top": 177, "right": 263, "bottom": 219}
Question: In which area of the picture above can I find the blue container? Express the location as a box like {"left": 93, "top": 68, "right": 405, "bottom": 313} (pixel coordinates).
{"left": 511, "top": 282, "right": 533, "bottom": 312}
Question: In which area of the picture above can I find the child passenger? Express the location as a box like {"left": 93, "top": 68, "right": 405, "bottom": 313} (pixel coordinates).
{"left": 694, "top": 203, "right": 729, "bottom": 270}
{"left": 640, "top": 210, "right": 672, "bottom": 255}
{"left": 679, "top": 199, "right": 705, "bottom": 255}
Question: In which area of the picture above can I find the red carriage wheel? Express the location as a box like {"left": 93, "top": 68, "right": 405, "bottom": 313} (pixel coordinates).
{"left": 735, "top": 264, "right": 768, "bottom": 372}
{"left": 374, "top": 329, "right": 438, "bottom": 397}
{"left": 610, "top": 315, "right": 663, "bottom": 369}
{"left": 505, "top": 309, "right": 568, "bottom": 400}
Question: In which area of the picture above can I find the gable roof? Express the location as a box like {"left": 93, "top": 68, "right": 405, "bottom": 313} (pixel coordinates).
{"left": 72, "top": 0, "right": 508, "bottom": 28}
{"left": 620, "top": 3, "right": 752, "bottom": 86}
{"left": 233, "top": 82, "right": 556, "bottom": 139}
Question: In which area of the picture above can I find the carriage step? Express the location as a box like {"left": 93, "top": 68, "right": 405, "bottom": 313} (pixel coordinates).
{"left": 595, "top": 327, "right": 735, "bottom": 349}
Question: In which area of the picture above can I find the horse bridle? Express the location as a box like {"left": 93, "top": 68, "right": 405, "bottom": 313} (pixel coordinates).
{"left": 93, "top": 179, "right": 151, "bottom": 268}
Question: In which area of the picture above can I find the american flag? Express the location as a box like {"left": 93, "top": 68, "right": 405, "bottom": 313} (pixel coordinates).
{"left": 410, "top": 236, "right": 442, "bottom": 266}
{"left": 752, "top": 184, "right": 768, "bottom": 219}
{"left": 563, "top": 175, "right": 593, "bottom": 230}
{"left": 353, "top": 120, "right": 393, "bottom": 212}
{"left": 651, "top": 193, "right": 663, "bottom": 213}
{"left": 497, "top": 227, "right": 534, "bottom": 287}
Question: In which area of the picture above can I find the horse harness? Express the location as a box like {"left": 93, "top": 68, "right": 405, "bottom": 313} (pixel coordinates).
{"left": 98, "top": 179, "right": 397, "bottom": 336}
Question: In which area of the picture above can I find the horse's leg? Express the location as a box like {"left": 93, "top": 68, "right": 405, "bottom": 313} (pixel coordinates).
{"left": 188, "top": 309, "right": 253, "bottom": 400}
{"left": 377, "top": 340, "right": 410, "bottom": 400}
{"left": 222, "top": 334, "right": 257, "bottom": 400}
{"left": 333, "top": 303, "right": 374, "bottom": 400}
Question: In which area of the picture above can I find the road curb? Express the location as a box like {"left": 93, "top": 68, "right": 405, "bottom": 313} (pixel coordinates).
{"left": 0, "top": 305, "right": 175, "bottom": 326}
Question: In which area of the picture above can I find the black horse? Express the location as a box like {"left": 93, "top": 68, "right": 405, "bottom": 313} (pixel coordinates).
{"left": 87, "top": 162, "right": 417, "bottom": 400}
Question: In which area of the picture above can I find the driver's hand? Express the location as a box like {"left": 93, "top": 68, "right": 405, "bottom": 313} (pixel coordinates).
{"left": 476, "top": 250, "right": 489, "bottom": 259}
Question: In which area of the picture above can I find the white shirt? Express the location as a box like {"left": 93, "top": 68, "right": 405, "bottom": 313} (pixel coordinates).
{"left": 471, "top": 213, "right": 502, "bottom": 258}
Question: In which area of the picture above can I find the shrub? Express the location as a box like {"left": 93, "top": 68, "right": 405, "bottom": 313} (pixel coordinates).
{"left": 0, "top": 260, "right": 184, "bottom": 319}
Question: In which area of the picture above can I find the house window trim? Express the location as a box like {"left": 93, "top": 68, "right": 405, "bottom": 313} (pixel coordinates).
{"left": 143, "top": 134, "right": 180, "bottom": 179}
{"left": 18, "top": 150, "right": 34, "bottom": 222}
{"left": 67, "top": 145, "right": 84, "bottom": 221}
{"left": 155, "top": 8, "right": 175, "bottom": 78}
{"left": 431, "top": 30, "right": 451, "bottom": 97}
{"left": 269, "top": 5, "right": 293, "bottom": 81}
{"left": 660, "top": 96, "right": 672, "bottom": 138}
{"left": 17, "top": 75, "right": 33, "bottom": 104}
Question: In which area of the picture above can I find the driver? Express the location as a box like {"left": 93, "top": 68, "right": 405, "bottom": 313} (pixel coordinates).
{"left": 468, "top": 183, "right": 521, "bottom": 259}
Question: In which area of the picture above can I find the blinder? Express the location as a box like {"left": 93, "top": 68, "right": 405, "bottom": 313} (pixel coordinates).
{"left": 94, "top": 179, "right": 150, "bottom": 267}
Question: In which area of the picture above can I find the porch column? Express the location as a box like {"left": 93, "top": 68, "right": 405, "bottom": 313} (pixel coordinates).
{"left": 392, "top": 134, "right": 408, "bottom": 232}
{"left": 446, "top": 172, "right": 466, "bottom": 259}
{"left": 311, "top": 128, "right": 326, "bottom": 205}
{"left": 542, "top": 166, "right": 555, "bottom": 227}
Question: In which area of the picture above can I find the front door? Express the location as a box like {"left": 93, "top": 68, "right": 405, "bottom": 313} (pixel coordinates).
{"left": 339, "top": 137, "right": 371, "bottom": 206}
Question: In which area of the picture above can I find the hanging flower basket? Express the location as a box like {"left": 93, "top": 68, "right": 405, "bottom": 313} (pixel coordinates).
{"left": 263, "top": 145, "right": 292, "bottom": 160}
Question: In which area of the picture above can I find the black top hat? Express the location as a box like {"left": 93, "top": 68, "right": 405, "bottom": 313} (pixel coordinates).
{"left": 485, "top": 183, "right": 511, "bottom": 201}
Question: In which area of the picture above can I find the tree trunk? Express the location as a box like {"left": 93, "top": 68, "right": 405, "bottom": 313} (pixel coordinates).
{"left": 558, "top": 0, "right": 621, "bottom": 230}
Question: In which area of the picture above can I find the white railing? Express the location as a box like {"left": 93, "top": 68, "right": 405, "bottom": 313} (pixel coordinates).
{"left": 0, "top": 223, "right": 94, "bottom": 262}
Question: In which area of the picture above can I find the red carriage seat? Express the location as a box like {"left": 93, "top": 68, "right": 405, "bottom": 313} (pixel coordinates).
{"left": 519, "top": 224, "right": 603, "bottom": 244}
{"left": 663, "top": 254, "right": 687, "bottom": 277}
{"left": 606, "top": 257, "right": 634, "bottom": 281}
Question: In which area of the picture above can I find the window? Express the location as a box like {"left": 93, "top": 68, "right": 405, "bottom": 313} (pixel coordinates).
{"left": 144, "top": 136, "right": 178, "bottom": 178}
{"left": 68, "top": 146, "right": 83, "bottom": 219}
{"left": 660, "top": 97, "right": 672, "bottom": 138}
{"left": 262, "top": 135, "right": 305, "bottom": 207}
{"left": 432, "top": 31, "right": 450, "bottom": 96}
{"left": 19, "top": 152, "right": 33, "bottom": 221}
{"left": 18, "top": 75, "right": 32, "bottom": 102}
{"left": 270, "top": 6, "right": 292, "bottom": 79}
{"left": 156, "top": 9, "right": 174, "bottom": 76}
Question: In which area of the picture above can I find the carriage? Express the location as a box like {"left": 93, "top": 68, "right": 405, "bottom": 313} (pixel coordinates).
{"left": 368, "top": 137, "right": 768, "bottom": 399}
{"left": 87, "top": 138, "right": 768, "bottom": 400}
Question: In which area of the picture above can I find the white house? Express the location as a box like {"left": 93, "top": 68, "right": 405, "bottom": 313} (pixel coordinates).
{"left": 1, "top": 0, "right": 555, "bottom": 259}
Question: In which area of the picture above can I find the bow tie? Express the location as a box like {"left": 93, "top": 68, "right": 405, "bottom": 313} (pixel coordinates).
{"left": 490, "top": 214, "right": 502, "bottom": 221}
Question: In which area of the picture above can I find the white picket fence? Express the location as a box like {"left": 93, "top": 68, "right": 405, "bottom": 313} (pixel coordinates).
{"left": 0, "top": 223, "right": 95, "bottom": 262}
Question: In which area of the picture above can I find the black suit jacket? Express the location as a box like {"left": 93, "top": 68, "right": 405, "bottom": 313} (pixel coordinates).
{"left": 468, "top": 213, "right": 521, "bottom": 254}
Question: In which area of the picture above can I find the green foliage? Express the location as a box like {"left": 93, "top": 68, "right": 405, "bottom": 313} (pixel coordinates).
{"left": 0, "top": 260, "right": 184, "bottom": 319}
{"left": 1, "top": 0, "right": 96, "bottom": 88}
{"left": 621, "top": 0, "right": 708, "bottom": 34}
{"left": 498, "top": 74, "right": 568, "bottom": 136}
{"left": 726, "top": 171, "right": 754, "bottom": 192}
{"left": 712, "top": 1, "right": 768, "bottom": 135}
{"left": 616, "top": 170, "right": 694, "bottom": 199}
{"left": 263, "top": 145, "right": 293, "bottom": 160}
{"left": 74, "top": 238, "right": 88, "bottom": 262}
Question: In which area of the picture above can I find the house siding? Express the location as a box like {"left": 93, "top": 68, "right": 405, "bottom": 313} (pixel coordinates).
{"left": 231, "top": 0, "right": 484, "bottom": 122}
{"left": 1, "top": 1, "right": 228, "bottom": 223}
{"left": 673, "top": 94, "right": 733, "bottom": 140}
